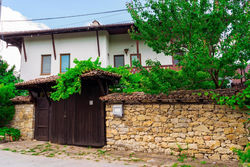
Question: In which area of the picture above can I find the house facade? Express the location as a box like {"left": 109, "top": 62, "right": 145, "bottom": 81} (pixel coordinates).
{"left": 1, "top": 21, "right": 174, "bottom": 81}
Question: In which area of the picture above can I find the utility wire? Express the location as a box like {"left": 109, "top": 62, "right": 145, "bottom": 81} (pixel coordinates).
{"left": 55, "top": 12, "right": 129, "bottom": 28}
{"left": 2, "top": 8, "right": 129, "bottom": 22}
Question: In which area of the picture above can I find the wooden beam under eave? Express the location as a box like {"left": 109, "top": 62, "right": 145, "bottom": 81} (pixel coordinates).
{"left": 96, "top": 31, "right": 101, "bottom": 57}
{"left": 136, "top": 40, "right": 140, "bottom": 55}
{"left": 51, "top": 34, "right": 57, "bottom": 60}
{"left": 22, "top": 38, "right": 27, "bottom": 62}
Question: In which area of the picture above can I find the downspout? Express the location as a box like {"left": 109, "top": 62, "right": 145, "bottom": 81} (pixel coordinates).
{"left": 96, "top": 31, "right": 101, "bottom": 57}
{"left": 136, "top": 40, "right": 140, "bottom": 55}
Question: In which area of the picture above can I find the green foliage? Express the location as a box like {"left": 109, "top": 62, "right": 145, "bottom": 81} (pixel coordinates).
{"left": 106, "top": 64, "right": 143, "bottom": 93}
{"left": 200, "top": 161, "right": 207, "bottom": 164}
{"left": 0, "top": 127, "right": 21, "bottom": 141}
{"left": 210, "top": 80, "right": 250, "bottom": 110}
{"left": 233, "top": 143, "right": 250, "bottom": 163}
{"left": 128, "top": 0, "right": 249, "bottom": 88}
{"left": 176, "top": 144, "right": 188, "bottom": 163}
{"left": 0, "top": 84, "right": 15, "bottom": 127}
{"left": 51, "top": 58, "right": 102, "bottom": 101}
{"left": 51, "top": 58, "right": 220, "bottom": 101}
{"left": 0, "top": 58, "right": 21, "bottom": 127}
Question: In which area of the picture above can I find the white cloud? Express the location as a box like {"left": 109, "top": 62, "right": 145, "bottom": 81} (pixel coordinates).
{"left": 0, "top": 6, "right": 49, "bottom": 71}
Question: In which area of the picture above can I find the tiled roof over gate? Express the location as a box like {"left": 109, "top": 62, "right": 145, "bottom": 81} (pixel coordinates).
{"left": 15, "top": 70, "right": 121, "bottom": 89}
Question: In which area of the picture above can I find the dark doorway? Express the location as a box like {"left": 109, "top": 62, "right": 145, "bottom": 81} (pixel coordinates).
{"left": 34, "top": 95, "right": 50, "bottom": 141}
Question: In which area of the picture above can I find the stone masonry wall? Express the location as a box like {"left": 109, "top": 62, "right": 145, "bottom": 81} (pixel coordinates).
{"left": 10, "top": 104, "right": 35, "bottom": 140}
{"left": 105, "top": 104, "right": 249, "bottom": 160}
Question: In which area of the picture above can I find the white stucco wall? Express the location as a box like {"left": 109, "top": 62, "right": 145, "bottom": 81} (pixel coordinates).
{"left": 109, "top": 34, "right": 172, "bottom": 67}
{"left": 20, "top": 31, "right": 106, "bottom": 81}
{"left": 20, "top": 31, "right": 173, "bottom": 81}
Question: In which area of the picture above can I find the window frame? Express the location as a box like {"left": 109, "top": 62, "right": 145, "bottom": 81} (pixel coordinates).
{"left": 41, "top": 54, "right": 51, "bottom": 75}
{"left": 60, "top": 53, "right": 70, "bottom": 73}
{"left": 130, "top": 54, "right": 141, "bottom": 66}
{"left": 114, "top": 55, "right": 125, "bottom": 68}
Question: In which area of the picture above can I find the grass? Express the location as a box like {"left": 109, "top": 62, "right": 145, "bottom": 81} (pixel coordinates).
{"left": 172, "top": 163, "right": 178, "bottom": 167}
{"left": 200, "top": 161, "right": 207, "bottom": 164}
{"left": 46, "top": 153, "right": 55, "bottom": 157}
{"left": 32, "top": 153, "right": 40, "bottom": 156}
{"left": 129, "top": 158, "right": 143, "bottom": 162}
{"left": 27, "top": 149, "right": 36, "bottom": 152}
{"left": 177, "top": 154, "right": 187, "bottom": 163}
{"left": 97, "top": 149, "right": 106, "bottom": 155}
{"left": 2, "top": 148, "right": 11, "bottom": 151}
{"left": 129, "top": 152, "right": 135, "bottom": 158}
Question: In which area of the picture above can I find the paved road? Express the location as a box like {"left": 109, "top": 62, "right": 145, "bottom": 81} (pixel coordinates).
{"left": 0, "top": 150, "right": 137, "bottom": 167}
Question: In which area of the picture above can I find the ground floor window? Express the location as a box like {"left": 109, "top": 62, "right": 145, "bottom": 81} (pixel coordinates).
{"left": 114, "top": 55, "right": 124, "bottom": 68}
{"left": 130, "top": 54, "right": 141, "bottom": 66}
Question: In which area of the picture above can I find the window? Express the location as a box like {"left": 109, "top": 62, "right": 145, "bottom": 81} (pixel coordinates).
{"left": 173, "top": 52, "right": 182, "bottom": 65}
{"left": 130, "top": 54, "right": 141, "bottom": 66}
{"left": 173, "top": 59, "right": 179, "bottom": 65}
{"left": 60, "top": 54, "right": 70, "bottom": 73}
{"left": 114, "top": 55, "right": 124, "bottom": 68}
{"left": 41, "top": 55, "right": 51, "bottom": 75}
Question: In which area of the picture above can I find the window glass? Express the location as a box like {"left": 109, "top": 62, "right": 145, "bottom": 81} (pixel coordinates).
{"left": 174, "top": 59, "right": 179, "bottom": 65}
{"left": 114, "top": 55, "right": 124, "bottom": 67}
{"left": 61, "top": 54, "right": 70, "bottom": 73}
{"left": 41, "top": 55, "right": 51, "bottom": 74}
{"left": 130, "top": 54, "right": 141, "bottom": 66}
{"left": 131, "top": 55, "right": 139, "bottom": 62}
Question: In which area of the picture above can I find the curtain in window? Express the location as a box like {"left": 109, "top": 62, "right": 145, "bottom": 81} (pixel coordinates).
{"left": 114, "top": 55, "right": 124, "bottom": 67}
{"left": 42, "top": 55, "right": 51, "bottom": 74}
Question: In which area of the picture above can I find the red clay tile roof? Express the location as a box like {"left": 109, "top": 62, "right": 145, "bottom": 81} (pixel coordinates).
{"left": 15, "top": 70, "right": 121, "bottom": 89}
{"left": 11, "top": 96, "right": 32, "bottom": 104}
{"left": 100, "top": 89, "right": 241, "bottom": 104}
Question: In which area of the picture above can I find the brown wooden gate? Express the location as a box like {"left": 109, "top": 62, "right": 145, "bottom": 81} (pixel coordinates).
{"left": 48, "top": 81, "right": 106, "bottom": 147}
{"left": 34, "top": 96, "right": 50, "bottom": 141}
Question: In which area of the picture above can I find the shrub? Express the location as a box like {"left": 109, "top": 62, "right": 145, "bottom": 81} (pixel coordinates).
{"left": 51, "top": 58, "right": 218, "bottom": 101}
{"left": 0, "top": 127, "right": 21, "bottom": 141}
{"left": 233, "top": 143, "right": 250, "bottom": 164}
{"left": 0, "top": 84, "right": 15, "bottom": 127}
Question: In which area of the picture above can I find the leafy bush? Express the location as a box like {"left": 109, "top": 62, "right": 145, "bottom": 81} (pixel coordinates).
{"left": 0, "top": 58, "right": 27, "bottom": 127}
{"left": 0, "top": 84, "right": 15, "bottom": 127}
{"left": 210, "top": 80, "right": 250, "bottom": 110}
{"left": 0, "top": 127, "right": 21, "bottom": 141}
{"left": 233, "top": 143, "right": 250, "bottom": 164}
{"left": 51, "top": 58, "right": 219, "bottom": 101}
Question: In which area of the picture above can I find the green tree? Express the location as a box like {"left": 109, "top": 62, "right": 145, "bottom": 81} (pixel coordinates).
{"left": 128, "top": 0, "right": 249, "bottom": 88}
{"left": 0, "top": 57, "right": 21, "bottom": 127}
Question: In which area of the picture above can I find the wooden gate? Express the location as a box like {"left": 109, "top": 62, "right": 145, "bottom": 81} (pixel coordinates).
{"left": 34, "top": 96, "right": 50, "bottom": 141}
{"left": 49, "top": 81, "right": 106, "bottom": 147}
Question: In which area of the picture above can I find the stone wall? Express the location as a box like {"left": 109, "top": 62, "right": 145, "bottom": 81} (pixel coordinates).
{"left": 10, "top": 104, "right": 35, "bottom": 140}
{"left": 105, "top": 104, "right": 249, "bottom": 160}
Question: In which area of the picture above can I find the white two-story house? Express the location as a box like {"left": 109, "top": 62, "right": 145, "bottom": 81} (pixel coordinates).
{"left": 1, "top": 21, "right": 176, "bottom": 81}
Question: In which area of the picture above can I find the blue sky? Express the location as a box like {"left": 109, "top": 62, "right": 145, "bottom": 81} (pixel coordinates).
{"left": 2, "top": 0, "right": 132, "bottom": 28}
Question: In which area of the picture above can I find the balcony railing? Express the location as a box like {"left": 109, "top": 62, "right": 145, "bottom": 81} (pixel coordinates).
{"left": 130, "top": 65, "right": 181, "bottom": 74}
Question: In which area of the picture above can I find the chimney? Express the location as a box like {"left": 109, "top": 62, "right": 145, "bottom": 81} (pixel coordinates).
{"left": 91, "top": 20, "right": 101, "bottom": 26}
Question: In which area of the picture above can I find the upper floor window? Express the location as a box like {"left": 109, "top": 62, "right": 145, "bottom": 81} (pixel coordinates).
{"left": 130, "top": 54, "right": 141, "bottom": 66}
{"left": 60, "top": 54, "right": 70, "bottom": 73}
{"left": 114, "top": 55, "right": 124, "bottom": 68}
{"left": 41, "top": 55, "right": 51, "bottom": 75}
{"left": 173, "top": 52, "right": 183, "bottom": 65}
